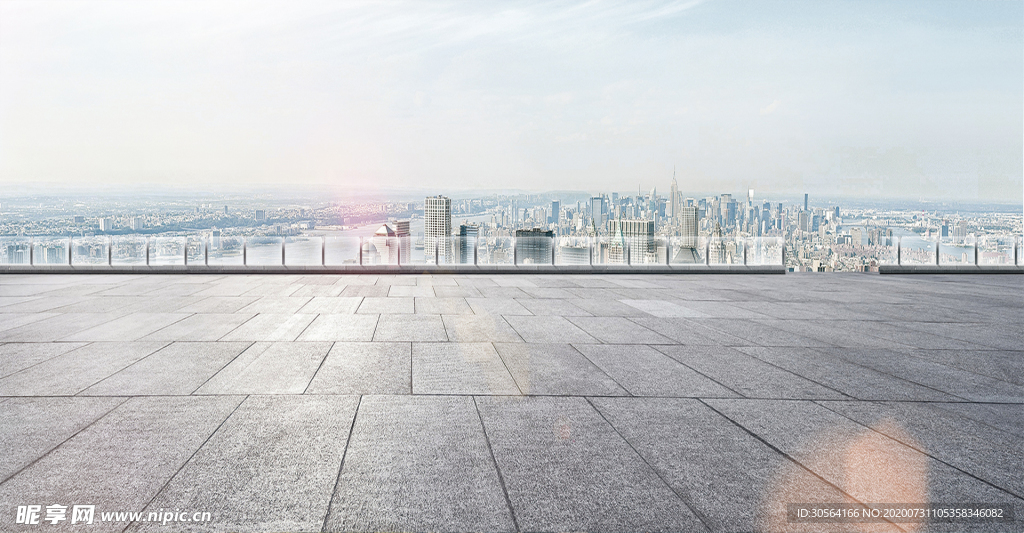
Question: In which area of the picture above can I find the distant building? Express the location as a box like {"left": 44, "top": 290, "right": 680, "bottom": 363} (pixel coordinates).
{"left": 607, "top": 218, "right": 655, "bottom": 263}
{"left": 515, "top": 229, "right": 553, "bottom": 265}
{"left": 804, "top": 193, "right": 809, "bottom": 211}
{"left": 370, "top": 223, "right": 399, "bottom": 264}
{"left": 424, "top": 196, "right": 452, "bottom": 263}
{"left": 131, "top": 217, "right": 144, "bottom": 231}
{"left": 459, "top": 224, "right": 479, "bottom": 264}
{"left": 98, "top": 217, "right": 114, "bottom": 232}
{"left": 255, "top": 209, "right": 266, "bottom": 222}
{"left": 73, "top": 215, "right": 85, "bottom": 224}
{"left": 550, "top": 200, "right": 560, "bottom": 226}
{"left": 393, "top": 220, "right": 411, "bottom": 260}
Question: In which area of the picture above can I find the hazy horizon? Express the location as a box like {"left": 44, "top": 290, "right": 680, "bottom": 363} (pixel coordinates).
{"left": 2, "top": 0, "right": 1022, "bottom": 202}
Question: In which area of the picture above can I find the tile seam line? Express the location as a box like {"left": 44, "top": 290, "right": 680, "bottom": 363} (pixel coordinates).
{"left": 212, "top": 312, "right": 262, "bottom": 342}
{"left": 811, "top": 400, "right": 1024, "bottom": 503}
{"left": 696, "top": 399, "right": 910, "bottom": 533}
{"left": 489, "top": 341, "right": 526, "bottom": 396}
{"left": 189, "top": 341, "right": 257, "bottom": 395}
{"left": 320, "top": 394, "right": 363, "bottom": 533}
{"left": 302, "top": 341, "right": 336, "bottom": 395}
{"left": 472, "top": 396, "right": 521, "bottom": 533}
{"left": 806, "top": 347, "right": 978, "bottom": 403}
{"left": 0, "top": 341, "right": 93, "bottom": 380}
{"left": 121, "top": 394, "right": 248, "bottom": 533}
{"left": 0, "top": 396, "right": 131, "bottom": 487}
{"left": 585, "top": 396, "right": 713, "bottom": 533}
{"left": 74, "top": 341, "right": 176, "bottom": 394}
{"left": 647, "top": 344, "right": 745, "bottom": 398}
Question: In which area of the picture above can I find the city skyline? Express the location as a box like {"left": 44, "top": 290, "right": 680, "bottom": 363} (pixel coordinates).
{"left": 2, "top": 0, "right": 1021, "bottom": 201}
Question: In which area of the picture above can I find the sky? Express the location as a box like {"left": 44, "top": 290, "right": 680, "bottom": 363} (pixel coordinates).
{"left": 1, "top": 0, "right": 1021, "bottom": 201}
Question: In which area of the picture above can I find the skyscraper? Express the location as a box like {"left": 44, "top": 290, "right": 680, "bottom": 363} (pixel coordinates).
{"left": 424, "top": 196, "right": 451, "bottom": 263}
{"left": 459, "top": 224, "right": 479, "bottom": 264}
{"left": 607, "top": 218, "right": 656, "bottom": 263}
{"left": 394, "top": 219, "right": 411, "bottom": 261}
{"left": 550, "top": 200, "right": 560, "bottom": 226}
{"left": 678, "top": 206, "right": 698, "bottom": 248}
{"left": 804, "top": 193, "right": 809, "bottom": 211}
{"left": 514, "top": 229, "right": 553, "bottom": 264}
{"left": 670, "top": 175, "right": 679, "bottom": 224}
{"left": 590, "top": 196, "right": 605, "bottom": 229}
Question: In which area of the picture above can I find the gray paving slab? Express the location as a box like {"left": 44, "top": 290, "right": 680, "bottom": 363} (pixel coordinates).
{"left": 567, "top": 316, "right": 677, "bottom": 344}
{"left": 575, "top": 344, "right": 739, "bottom": 397}
{"left": 235, "top": 296, "right": 312, "bottom": 314}
{"left": 503, "top": 315, "right": 598, "bottom": 343}
{"left": 413, "top": 297, "right": 473, "bottom": 315}
{"left": 515, "top": 298, "right": 593, "bottom": 316}
{"left": 899, "top": 349, "right": 1024, "bottom": 385}
{"left": 817, "top": 347, "right": 1024, "bottom": 402}
{"left": 737, "top": 347, "right": 959, "bottom": 401}
{"left": 626, "top": 316, "right": 743, "bottom": 345}
{"left": 217, "top": 313, "right": 318, "bottom": 342}
{"left": 387, "top": 285, "right": 435, "bottom": 297}
{"left": 239, "top": 283, "right": 302, "bottom": 297}
{"left": 0, "top": 342, "right": 169, "bottom": 396}
{"left": 0, "top": 297, "right": 88, "bottom": 314}
{"left": 295, "top": 314, "right": 379, "bottom": 342}
{"left": 339, "top": 285, "right": 390, "bottom": 297}
{"left": 818, "top": 400, "right": 1024, "bottom": 497}
{"left": 411, "top": 342, "right": 520, "bottom": 395}
{"left": 356, "top": 296, "right": 414, "bottom": 314}
{"left": 81, "top": 342, "right": 251, "bottom": 396}
{"left": 305, "top": 342, "right": 411, "bottom": 395}
{"left": 290, "top": 283, "right": 348, "bottom": 297}
{"left": 693, "top": 318, "right": 834, "bottom": 347}
{"left": 441, "top": 314, "right": 523, "bottom": 343}
{"left": 0, "top": 397, "right": 126, "bottom": 482}
{"left": 431, "top": 285, "right": 483, "bottom": 298}
{"left": 325, "top": 395, "right": 515, "bottom": 533}
{"left": 591, "top": 397, "right": 859, "bottom": 533}
{"left": 705, "top": 398, "right": 1024, "bottom": 532}
{"left": 175, "top": 296, "right": 260, "bottom": 314}
{"left": 477, "top": 286, "right": 533, "bottom": 299}
{"left": 0, "top": 312, "right": 126, "bottom": 342}
{"left": 0, "top": 396, "right": 243, "bottom": 533}
{"left": 465, "top": 297, "right": 532, "bottom": 316}
{"left": 753, "top": 319, "right": 897, "bottom": 349}
{"left": 619, "top": 299, "right": 710, "bottom": 317}
{"left": 567, "top": 297, "right": 651, "bottom": 316}
{"left": 475, "top": 396, "right": 705, "bottom": 532}
{"left": 373, "top": 314, "right": 447, "bottom": 342}
{"left": 138, "top": 313, "right": 256, "bottom": 342}
{"left": 196, "top": 342, "right": 332, "bottom": 394}
{"left": 493, "top": 343, "right": 626, "bottom": 396}
{"left": 133, "top": 395, "right": 359, "bottom": 533}
{"left": 0, "top": 313, "right": 59, "bottom": 335}
{"left": 657, "top": 345, "right": 848, "bottom": 399}
{"left": 0, "top": 342, "right": 89, "bottom": 379}
{"left": 903, "top": 322, "right": 1024, "bottom": 351}
{"left": 929, "top": 402, "right": 1024, "bottom": 438}
{"left": 61, "top": 313, "right": 191, "bottom": 342}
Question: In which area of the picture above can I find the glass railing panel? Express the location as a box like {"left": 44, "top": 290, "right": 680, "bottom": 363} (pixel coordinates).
{"left": 0, "top": 236, "right": 31, "bottom": 264}
{"left": 110, "top": 235, "right": 148, "bottom": 265}
{"left": 555, "top": 236, "right": 591, "bottom": 265}
{"left": 745, "top": 237, "right": 784, "bottom": 265}
{"left": 149, "top": 236, "right": 186, "bottom": 266}
{"left": 938, "top": 236, "right": 975, "bottom": 265}
{"left": 477, "top": 236, "right": 514, "bottom": 265}
{"left": 186, "top": 236, "right": 205, "bottom": 264}
{"left": 396, "top": 236, "right": 429, "bottom": 266}
{"left": 591, "top": 235, "right": 625, "bottom": 265}
{"left": 361, "top": 235, "right": 401, "bottom": 265}
{"left": 899, "top": 235, "right": 937, "bottom": 265}
{"left": 246, "top": 236, "right": 285, "bottom": 266}
{"left": 514, "top": 236, "right": 553, "bottom": 265}
{"left": 438, "top": 236, "right": 475, "bottom": 265}
{"left": 622, "top": 236, "right": 660, "bottom": 265}
{"left": 976, "top": 234, "right": 1015, "bottom": 266}
{"left": 668, "top": 235, "right": 705, "bottom": 265}
{"left": 32, "top": 236, "right": 70, "bottom": 265}
{"left": 324, "top": 236, "right": 360, "bottom": 266}
{"left": 71, "top": 236, "right": 110, "bottom": 265}
{"left": 207, "top": 235, "right": 245, "bottom": 265}
{"left": 707, "top": 237, "right": 743, "bottom": 265}
{"left": 285, "top": 235, "right": 323, "bottom": 266}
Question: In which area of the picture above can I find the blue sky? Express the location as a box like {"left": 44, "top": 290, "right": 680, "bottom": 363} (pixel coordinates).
{"left": 1, "top": 0, "right": 1021, "bottom": 200}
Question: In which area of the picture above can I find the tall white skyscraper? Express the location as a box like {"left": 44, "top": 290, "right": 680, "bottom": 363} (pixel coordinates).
{"left": 424, "top": 196, "right": 452, "bottom": 263}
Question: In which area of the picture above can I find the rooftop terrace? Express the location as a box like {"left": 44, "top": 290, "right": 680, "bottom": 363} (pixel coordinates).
{"left": 0, "top": 272, "right": 1021, "bottom": 532}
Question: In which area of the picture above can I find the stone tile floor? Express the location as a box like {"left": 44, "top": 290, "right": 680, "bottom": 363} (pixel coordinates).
{"left": 0, "top": 273, "right": 1021, "bottom": 532}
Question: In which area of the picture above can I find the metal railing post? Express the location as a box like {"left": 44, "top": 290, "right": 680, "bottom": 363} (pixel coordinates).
{"left": 742, "top": 239, "right": 747, "bottom": 265}
{"left": 204, "top": 238, "right": 209, "bottom": 266}
{"left": 666, "top": 240, "right": 671, "bottom": 266}
{"left": 705, "top": 239, "right": 710, "bottom": 266}
{"left": 434, "top": 239, "right": 439, "bottom": 265}
{"left": 321, "top": 236, "right": 326, "bottom": 267}
{"left": 107, "top": 236, "right": 112, "bottom": 266}
{"left": 243, "top": 237, "right": 247, "bottom": 266}
{"left": 281, "top": 239, "right": 286, "bottom": 266}
{"left": 974, "top": 238, "right": 979, "bottom": 266}
{"left": 588, "top": 238, "right": 593, "bottom": 266}
{"left": 184, "top": 238, "right": 188, "bottom": 266}
{"left": 358, "top": 237, "right": 364, "bottom": 266}
{"left": 146, "top": 237, "right": 150, "bottom": 266}
{"left": 550, "top": 236, "right": 555, "bottom": 265}
{"left": 67, "top": 238, "right": 72, "bottom": 266}
{"left": 897, "top": 237, "right": 901, "bottom": 266}
{"left": 473, "top": 238, "right": 478, "bottom": 266}
{"left": 29, "top": 242, "right": 34, "bottom": 266}
{"left": 513, "top": 238, "right": 518, "bottom": 265}
{"left": 935, "top": 238, "right": 940, "bottom": 266}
